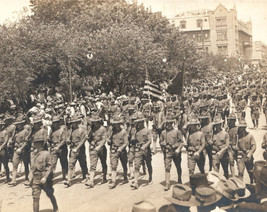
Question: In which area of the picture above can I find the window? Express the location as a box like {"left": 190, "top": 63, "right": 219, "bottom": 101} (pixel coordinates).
{"left": 218, "top": 45, "right": 228, "bottom": 55}
{"left": 196, "top": 19, "right": 203, "bottom": 28}
{"left": 205, "top": 47, "right": 209, "bottom": 52}
{"left": 193, "top": 34, "right": 196, "bottom": 39}
{"left": 197, "top": 34, "right": 202, "bottom": 42}
{"left": 180, "top": 20, "right": 186, "bottom": 29}
{"left": 216, "top": 16, "right": 226, "bottom": 26}
{"left": 217, "top": 31, "right": 227, "bottom": 41}
{"left": 205, "top": 33, "right": 208, "bottom": 38}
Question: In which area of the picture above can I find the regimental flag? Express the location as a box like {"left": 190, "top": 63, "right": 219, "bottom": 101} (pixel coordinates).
{"left": 143, "top": 80, "right": 162, "bottom": 99}
{"left": 166, "top": 71, "right": 183, "bottom": 95}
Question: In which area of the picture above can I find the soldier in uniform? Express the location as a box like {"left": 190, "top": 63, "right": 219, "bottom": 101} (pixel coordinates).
{"left": 250, "top": 93, "right": 261, "bottom": 129}
{"left": 86, "top": 114, "right": 107, "bottom": 188}
{"left": 159, "top": 114, "right": 184, "bottom": 190}
{"left": 29, "top": 129, "right": 58, "bottom": 212}
{"left": 236, "top": 120, "right": 256, "bottom": 183}
{"left": 130, "top": 114, "right": 153, "bottom": 190}
{"left": 186, "top": 118, "right": 205, "bottom": 176}
{"left": 151, "top": 103, "right": 164, "bottom": 154}
{"left": 64, "top": 115, "right": 88, "bottom": 187}
{"left": 199, "top": 112, "right": 213, "bottom": 171}
{"left": 0, "top": 119, "right": 10, "bottom": 183}
{"left": 108, "top": 117, "right": 128, "bottom": 189}
{"left": 49, "top": 116, "right": 68, "bottom": 182}
{"left": 5, "top": 116, "right": 16, "bottom": 162}
{"left": 226, "top": 113, "right": 238, "bottom": 177}
{"left": 211, "top": 116, "right": 230, "bottom": 179}
{"left": 9, "top": 117, "right": 31, "bottom": 186}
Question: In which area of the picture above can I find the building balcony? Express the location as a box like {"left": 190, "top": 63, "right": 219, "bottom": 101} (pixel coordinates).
{"left": 243, "top": 41, "right": 252, "bottom": 48}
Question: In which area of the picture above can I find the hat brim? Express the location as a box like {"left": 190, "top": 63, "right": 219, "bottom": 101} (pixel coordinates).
{"left": 212, "top": 121, "right": 224, "bottom": 125}
{"left": 185, "top": 181, "right": 214, "bottom": 187}
{"left": 14, "top": 120, "right": 26, "bottom": 125}
{"left": 199, "top": 116, "right": 209, "bottom": 119}
{"left": 90, "top": 118, "right": 102, "bottom": 123}
{"left": 70, "top": 119, "right": 82, "bottom": 123}
{"left": 166, "top": 120, "right": 176, "bottom": 123}
{"left": 165, "top": 192, "right": 222, "bottom": 207}
{"left": 134, "top": 118, "right": 145, "bottom": 123}
{"left": 111, "top": 121, "right": 124, "bottom": 124}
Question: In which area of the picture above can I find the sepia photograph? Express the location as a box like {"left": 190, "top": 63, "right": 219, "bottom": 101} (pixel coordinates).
{"left": 0, "top": 0, "right": 267, "bottom": 211}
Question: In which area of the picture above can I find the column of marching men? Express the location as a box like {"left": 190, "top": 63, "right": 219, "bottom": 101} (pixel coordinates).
{"left": 1, "top": 72, "right": 267, "bottom": 193}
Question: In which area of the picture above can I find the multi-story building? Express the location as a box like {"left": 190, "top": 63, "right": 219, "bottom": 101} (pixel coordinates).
{"left": 252, "top": 41, "right": 267, "bottom": 68}
{"left": 169, "top": 4, "right": 252, "bottom": 60}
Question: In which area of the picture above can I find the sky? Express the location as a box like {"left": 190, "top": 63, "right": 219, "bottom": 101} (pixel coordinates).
{"left": 0, "top": 0, "right": 267, "bottom": 43}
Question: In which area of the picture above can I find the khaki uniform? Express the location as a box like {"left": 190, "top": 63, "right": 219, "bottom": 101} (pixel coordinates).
{"left": 212, "top": 130, "right": 230, "bottom": 179}
{"left": 0, "top": 129, "right": 10, "bottom": 181}
{"left": 237, "top": 133, "right": 256, "bottom": 181}
{"left": 187, "top": 131, "right": 205, "bottom": 175}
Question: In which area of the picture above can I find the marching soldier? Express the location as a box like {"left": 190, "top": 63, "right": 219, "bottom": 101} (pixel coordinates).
{"left": 5, "top": 116, "right": 16, "bottom": 162}
{"left": 65, "top": 115, "right": 88, "bottom": 187}
{"left": 49, "top": 116, "right": 68, "bottom": 182}
{"left": 0, "top": 119, "right": 11, "bottom": 183}
{"left": 86, "top": 114, "right": 108, "bottom": 188}
{"left": 250, "top": 93, "right": 261, "bottom": 129}
{"left": 159, "top": 114, "right": 184, "bottom": 190}
{"left": 211, "top": 116, "right": 230, "bottom": 179}
{"left": 130, "top": 114, "right": 153, "bottom": 190}
{"left": 226, "top": 113, "right": 238, "bottom": 177}
{"left": 29, "top": 129, "right": 58, "bottom": 212}
{"left": 186, "top": 118, "right": 205, "bottom": 176}
{"left": 236, "top": 120, "right": 256, "bottom": 183}
{"left": 9, "top": 117, "right": 31, "bottom": 186}
{"left": 108, "top": 117, "right": 128, "bottom": 189}
{"left": 199, "top": 112, "right": 213, "bottom": 171}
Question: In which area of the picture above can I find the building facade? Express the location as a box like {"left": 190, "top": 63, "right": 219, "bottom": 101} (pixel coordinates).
{"left": 252, "top": 41, "right": 267, "bottom": 68}
{"left": 169, "top": 4, "right": 252, "bottom": 61}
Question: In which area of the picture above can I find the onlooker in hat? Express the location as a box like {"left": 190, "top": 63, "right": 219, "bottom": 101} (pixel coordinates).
{"left": 236, "top": 120, "right": 256, "bottom": 183}
{"left": 29, "top": 129, "right": 58, "bottom": 212}
{"left": 211, "top": 116, "right": 230, "bottom": 179}
{"left": 86, "top": 114, "right": 108, "bottom": 188}
{"left": 0, "top": 119, "right": 11, "bottom": 183}
{"left": 159, "top": 114, "right": 183, "bottom": 190}
{"left": 64, "top": 115, "right": 88, "bottom": 187}
{"left": 250, "top": 93, "right": 261, "bottom": 129}
{"left": 9, "top": 117, "right": 31, "bottom": 186}
{"left": 108, "top": 117, "right": 128, "bottom": 189}
{"left": 233, "top": 161, "right": 267, "bottom": 211}
{"left": 131, "top": 114, "right": 153, "bottom": 189}
{"left": 186, "top": 117, "right": 205, "bottom": 176}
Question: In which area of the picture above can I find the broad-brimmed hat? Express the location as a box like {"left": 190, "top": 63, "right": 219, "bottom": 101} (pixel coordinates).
{"left": 214, "top": 179, "right": 239, "bottom": 201}
{"left": 212, "top": 116, "right": 224, "bottom": 125}
{"left": 4, "top": 116, "right": 14, "bottom": 122}
{"left": 238, "top": 120, "right": 247, "bottom": 128}
{"left": 165, "top": 184, "right": 222, "bottom": 207}
{"left": 32, "top": 118, "right": 42, "bottom": 125}
{"left": 185, "top": 173, "right": 213, "bottom": 188}
{"left": 89, "top": 114, "right": 102, "bottom": 123}
{"left": 165, "top": 113, "right": 176, "bottom": 123}
{"left": 229, "top": 177, "right": 250, "bottom": 199}
{"left": 69, "top": 115, "right": 82, "bottom": 123}
{"left": 199, "top": 112, "right": 210, "bottom": 119}
{"left": 52, "top": 115, "right": 62, "bottom": 123}
{"left": 134, "top": 114, "right": 145, "bottom": 123}
{"left": 227, "top": 113, "right": 237, "bottom": 120}
{"left": 14, "top": 116, "right": 26, "bottom": 125}
{"left": 70, "top": 102, "right": 76, "bottom": 106}
{"left": 111, "top": 116, "right": 124, "bottom": 125}
{"left": 188, "top": 118, "right": 200, "bottom": 125}
{"left": 132, "top": 201, "right": 156, "bottom": 212}
{"left": 207, "top": 171, "right": 226, "bottom": 188}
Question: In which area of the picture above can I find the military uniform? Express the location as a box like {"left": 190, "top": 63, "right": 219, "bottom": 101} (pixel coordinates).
{"left": 262, "top": 132, "right": 267, "bottom": 161}
{"left": 237, "top": 123, "right": 256, "bottom": 182}
{"left": 50, "top": 121, "right": 68, "bottom": 180}
{"left": 11, "top": 122, "right": 31, "bottom": 184}
{"left": 186, "top": 128, "right": 205, "bottom": 175}
{"left": 160, "top": 123, "right": 184, "bottom": 186}
{"left": 68, "top": 124, "right": 88, "bottom": 182}
{"left": 87, "top": 123, "right": 107, "bottom": 187}
{"left": 109, "top": 120, "right": 128, "bottom": 188}
{"left": 0, "top": 124, "right": 10, "bottom": 182}
{"left": 211, "top": 117, "right": 230, "bottom": 179}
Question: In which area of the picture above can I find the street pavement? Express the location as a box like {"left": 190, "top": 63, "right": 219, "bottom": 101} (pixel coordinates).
{"left": 1, "top": 107, "right": 266, "bottom": 212}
